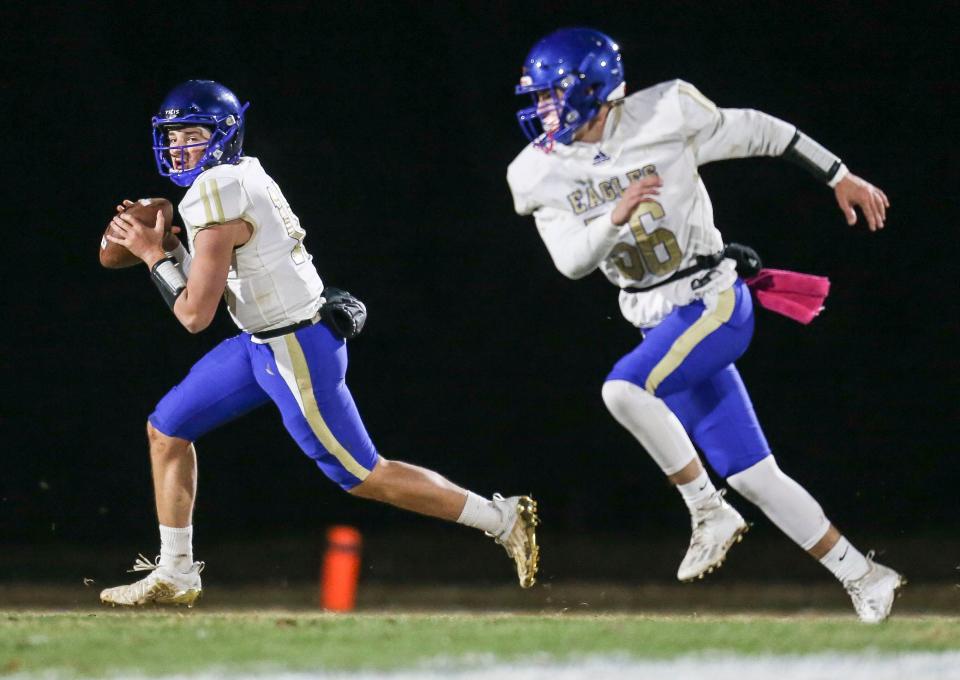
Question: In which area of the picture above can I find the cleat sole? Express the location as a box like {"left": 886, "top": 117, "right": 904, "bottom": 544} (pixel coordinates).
{"left": 679, "top": 522, "right": 749, "bottom": 583}
{"left": 517, "top": 496, "right": 540, "bottom": 589}
{"left": 100, "top": 582, "right": 202, "bottom": 608}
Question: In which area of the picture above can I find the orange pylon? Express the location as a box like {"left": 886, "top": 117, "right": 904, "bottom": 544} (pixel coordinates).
{"left": 321, "top": 525, "right": 362, "bottom": 611}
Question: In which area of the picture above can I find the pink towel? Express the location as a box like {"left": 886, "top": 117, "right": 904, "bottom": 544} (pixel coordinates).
{"left": 744, "top": 269, "right": 831, "bottom": 325}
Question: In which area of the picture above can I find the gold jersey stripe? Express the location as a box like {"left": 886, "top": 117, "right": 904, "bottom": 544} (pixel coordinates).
{"left": 198, "top": 180, "right": 215, "bottom": 225}
{"left": 678, "top": 82, "right": 718, "bottom": 114}
{"left": 644, "top": 287, "right": 736, "bottom": 394}
{"left": 209, "top": 180, "right": 226, "bottom": 223}
{"left": 282, "top": 334, "right": 372, "bottom": 482}
{"left": 610, "top": 100, "right": 623, "bottom": 129}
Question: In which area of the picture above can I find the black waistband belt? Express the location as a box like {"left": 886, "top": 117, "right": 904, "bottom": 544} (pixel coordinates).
{"left": 620, "top": 243, "right": 761, "bottom": 294}
{"left": 620, "top": 252, "right": 725, "bottom": 293}
{"left": 252, "top": 315, "right": 319, "bottom": 340}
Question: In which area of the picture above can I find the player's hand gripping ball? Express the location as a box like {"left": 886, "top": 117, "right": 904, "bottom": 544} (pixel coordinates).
{"left": 99, "top": 198, "right": 174, "bottom": 268}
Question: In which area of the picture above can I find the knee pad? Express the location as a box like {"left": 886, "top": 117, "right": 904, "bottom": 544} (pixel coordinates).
{"left": 727, "top": 456, "right": 831, "bottom": 550}
{"left": 602, "top": 379, "right": 644, "bottom": 416}
{"left": 601, "top": 379, "right": 697, "bottom": 476}
{"left": 726, "top": 455, "right": 775, "bottom": 505}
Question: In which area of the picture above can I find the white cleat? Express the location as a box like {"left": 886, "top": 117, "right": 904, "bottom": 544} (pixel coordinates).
{"left": 99, "top": 554, "right": 204, "bottom": 607}
{"left": 677, "top": 489, "right": 748, "bottom": 582}
{"left": 490, "top": 494, "right": 540, "bottom": 588}
{"left": 844, "top": 553, "right": 905, "bottom": 623}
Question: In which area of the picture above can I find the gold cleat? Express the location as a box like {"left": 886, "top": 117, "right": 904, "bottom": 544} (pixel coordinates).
{"left": 492, "top": 494, "right": 540, "bottom": 588}
{"left": 99, "top": 554, "right": 204, "bottom": 607}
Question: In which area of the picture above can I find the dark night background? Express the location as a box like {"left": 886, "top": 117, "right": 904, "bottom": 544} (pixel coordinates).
{"left": 1, "top": 2, "right": 956, "bottom": 586}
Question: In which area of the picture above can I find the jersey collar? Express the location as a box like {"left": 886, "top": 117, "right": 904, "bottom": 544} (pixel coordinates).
{"left": 554, "top": 101, "right": 626, "bottom": 163}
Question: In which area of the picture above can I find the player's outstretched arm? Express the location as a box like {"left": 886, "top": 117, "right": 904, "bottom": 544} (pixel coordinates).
{"left": 675, "top": 82, "right": 891, "bottom": 232}
{"left": 833, "top": 173, "right": 889, "bottom": 231}
{"left": 779, "top": 129, "right": 890, "bottom": 231}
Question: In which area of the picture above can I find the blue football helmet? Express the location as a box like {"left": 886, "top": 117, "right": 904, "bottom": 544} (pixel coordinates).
{"left": 152, "top": 80, "right": 250, "bottom": 187}
{"left": 515, "top": 28, "right": 625, "bottom": 149}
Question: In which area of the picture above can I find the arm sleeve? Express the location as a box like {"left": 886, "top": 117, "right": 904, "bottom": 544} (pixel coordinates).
{"left": 179, "top": 176, "right": 250, "bottom": 229}
{"left": 533, "top": 205, "right": 622, "bottom": 280}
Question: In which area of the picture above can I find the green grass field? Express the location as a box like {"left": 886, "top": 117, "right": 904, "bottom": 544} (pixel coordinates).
{"left": 2, "top": 611, "right": 959, "bottom": 678}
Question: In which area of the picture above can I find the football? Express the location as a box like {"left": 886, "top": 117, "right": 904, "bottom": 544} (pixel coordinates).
{"left": 99, "top": 198, "right": 174, "bottom": 269}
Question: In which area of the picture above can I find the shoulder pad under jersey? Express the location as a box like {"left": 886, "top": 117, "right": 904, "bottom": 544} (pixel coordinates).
{"left": 618, "top": 80, "right": 718, "bottom": 140}
{"left": 179, "top": 167, "right": 250, "bottom": 229}
{"left": 507, "top": 144, "right": 552, "bottom": 216}
{"left": 673, "top": 80, "right": 720, "bottom": 134}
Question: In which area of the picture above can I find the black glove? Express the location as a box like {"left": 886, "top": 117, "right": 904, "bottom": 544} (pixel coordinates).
{"left": 723, "top": 243, "right": 763, "bottom": 278}
{"left": 320, "top": 287, "right": 367, "bottom": 340}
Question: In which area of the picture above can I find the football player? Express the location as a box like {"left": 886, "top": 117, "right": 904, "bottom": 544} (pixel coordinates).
{"left": 100, "top": 80, "right": 539, "bottom": 606}
{"left": 507, "top": 28, "right": 901, "bottom": 622}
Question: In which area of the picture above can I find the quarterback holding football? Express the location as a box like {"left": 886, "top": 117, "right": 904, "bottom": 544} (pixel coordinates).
{"left": 506, "top": 28, "right": 900, "bottom": 622}
{"left": 100, "top": 80, "right": 539, "bottom": 606}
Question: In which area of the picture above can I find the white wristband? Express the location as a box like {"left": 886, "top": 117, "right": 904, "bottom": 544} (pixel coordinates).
{"left": 166, "top": 240, "right": 193, "bottom": 275}
{"left": 827, "top": 163, "right": 849, "bottom": 188}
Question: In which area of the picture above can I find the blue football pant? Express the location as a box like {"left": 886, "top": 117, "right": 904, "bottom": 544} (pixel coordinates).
{"left": 149, "top": 321, "right": 379, "bottom": 490}
{"left": 606, "top": 281, "right": 770, "bottom": 478}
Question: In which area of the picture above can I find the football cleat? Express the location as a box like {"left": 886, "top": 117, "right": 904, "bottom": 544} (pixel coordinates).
{"left": 100, "top": 554, "right": 204, "bottom": 607}
{"left": 677, "top": 489, "right": 748, "bottom": 582}
{"left": 490, "top": 494, "right": 540, "bottom": 588}
{"left": 844, "top": 553, "right": 905, "bottom": 623}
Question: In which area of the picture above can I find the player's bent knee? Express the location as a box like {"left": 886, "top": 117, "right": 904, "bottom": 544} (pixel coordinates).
{"left": 146, "top": 421, "right": 166, "bottom": 446}
{"left": 146, "top": 421, "right": 191, "bottom": 457}
{"left": 601, "top": 379, "right": 622, "bottom": 412}
{"left": 727, "top": 455, "right": 830, "bottom": 549}
{"left": 601, "top": 379, "right": 655, "bottom": 417}
{"left": 345, "top": 477, "right": 372, "bottom": 497}
{"left": 726, "top": 455, "right": 775, "bottom": 503}
{"left": 345, "top": 457, "right": 386, "bottom": 497}
{"left": 601, "top": 379, "right": 630, "bottom": 416}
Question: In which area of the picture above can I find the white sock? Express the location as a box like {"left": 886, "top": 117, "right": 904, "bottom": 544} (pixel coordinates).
{"left": 819, "top": 536, "right": 869, "bottom": 584}
{"left": 601, "top": 380, "right": 697, "bottom": 475}
{"left": 159, "top": 524, "right": 193, "bottom": 573}
{"left": 676, "top": 469, "right": 716, "bottom": 510}
{"left": 727, "top": 456, "right": 830, "bottom": 549}
{"left": 456, "top": 492, "right": 505, "bottom": 535}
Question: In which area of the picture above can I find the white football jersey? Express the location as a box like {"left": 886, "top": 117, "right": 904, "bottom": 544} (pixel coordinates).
{"left": 179, "top": 157, "right": 324, "bottom": 333}
{"left": 507, "top": 80, "right": 797, "bottom": 328}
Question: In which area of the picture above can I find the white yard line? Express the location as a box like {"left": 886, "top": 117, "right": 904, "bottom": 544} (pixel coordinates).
{"left": 51, "top": 652, "right": 956, "bottom": 680}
